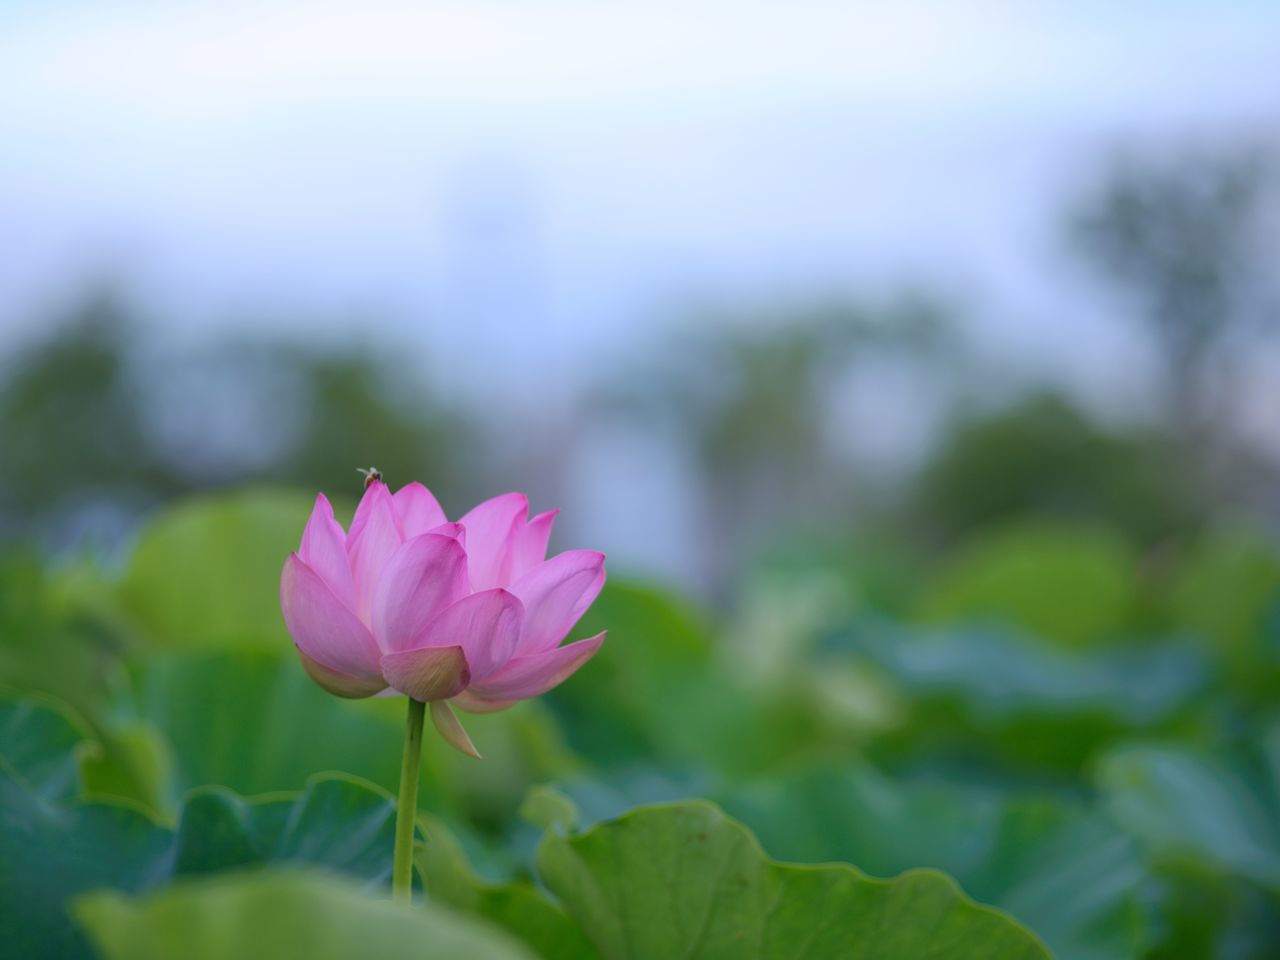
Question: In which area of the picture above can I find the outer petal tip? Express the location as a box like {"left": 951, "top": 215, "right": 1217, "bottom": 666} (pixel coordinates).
{"left": 393, "top": 482, "right": 449, "bottom": 538}
{"left": 507, "top": 508, "right": 561, "bottom": 582}
{"left": 468, "top": 631, "right": 605, "bottom": 702}
{"left": 458, "top": 492, "right": 531, "bottom": 590}
{"left": 347, "top": 482, "right": 408, "bottom": 623}
{"left": 510, "top": 551, "right": 608, "bottom": 655}
{"left": 298, "top": 494, "right": 357, "bottom": 609}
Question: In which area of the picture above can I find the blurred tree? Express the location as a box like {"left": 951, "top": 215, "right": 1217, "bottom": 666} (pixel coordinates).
{"left": 0, "top": 290, "right": 474, "bottom": 546}
{"left": 138, "top": 335, "right": 476, "bottom": 515}
{"left": 911, "top": 392, "right": 1198, "bottom": 548}
{"left": 602, "top": 296, "right": 960, "bottom": 592}
{"left": 276, "top": 346, "right": 475, "bottom": 513}
{"left": 1071, "top": 146, "right": 1278, "bottom": 433}
{"left": 0, "top": 290, "right": 184, "bottom": 541}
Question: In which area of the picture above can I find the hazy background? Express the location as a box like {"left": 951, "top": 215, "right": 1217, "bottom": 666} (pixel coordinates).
{"left": 4, "top": 7, "right": 1280, "bottom": 958}
{"left": 1, "top": 0, "right": 1278, "bottom": 589}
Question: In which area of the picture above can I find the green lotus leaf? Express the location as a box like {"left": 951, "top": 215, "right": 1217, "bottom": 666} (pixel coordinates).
{"left": 73, "top": 868, "right": 536, "bottom": 960}
{"left": 537, "top": 800, "right": 1051, "bottom": 960}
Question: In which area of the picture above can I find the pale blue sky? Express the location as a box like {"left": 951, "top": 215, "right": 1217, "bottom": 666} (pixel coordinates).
{"left": 3, "top": 2, "right": 1277, "bottom": 391}
{"left": 1, "top": 2, "right": 1277, "bottom": 430}
{"left": 2, "top": 1, "right": 1278, "bottom": 573}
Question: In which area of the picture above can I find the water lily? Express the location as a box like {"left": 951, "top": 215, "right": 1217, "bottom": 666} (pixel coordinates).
{"left": 281, "top": 476, "right": 606, "bottom": 900}
{"left": 280, "top": 479, "right": 606, "bottom": 753}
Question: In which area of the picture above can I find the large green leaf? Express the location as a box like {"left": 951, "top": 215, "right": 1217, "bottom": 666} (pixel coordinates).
{"left": 721, "top": 767, "right": 1144, "bottom": 960}
{"left": 537, "top": 800, "right": 1050, "bottom": 960}
{"left": 0, "top": 687, "right": 172, "bottom": 826}
{"left": 118, "top": 488, "right": 324, "bottom": 650}
{"left": 169, "top": 775, "right": 400, "bottom": 886}
{"left": 7, "top": 686, "right": 405, "bottom": 883}
{"left": 125, "top": 649, "right": 404, "bottom": 804}
{"left": 0, "top": 763, "right": 171, "bottom": 960}
{"left": 0, "top": 761, "right": 411, "bottom": 957}
{"left": 416, "top": 814, "right": 599, "bottom": 959}
{"left": 547, "top": 764, "right": 1143, "bottom": 960}
{"left": 74, "top": 868, "right": 537, "bottom": 960}
{"left": 0, "top": 694, "right": 424, "bottom": 957}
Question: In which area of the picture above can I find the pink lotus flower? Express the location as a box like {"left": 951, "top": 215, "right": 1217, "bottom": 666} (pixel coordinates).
{"left": 280, "top": 480, "right": 605, "bottom": 755}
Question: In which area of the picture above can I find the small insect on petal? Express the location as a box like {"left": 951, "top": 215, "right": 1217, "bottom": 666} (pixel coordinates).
{"left": 357, "top": 466, "right": 384, "bottom": 490}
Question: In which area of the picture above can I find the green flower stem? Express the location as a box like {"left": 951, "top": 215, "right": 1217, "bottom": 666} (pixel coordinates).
{"left": 392, "top": 697, "right": 426, "bottom": 903}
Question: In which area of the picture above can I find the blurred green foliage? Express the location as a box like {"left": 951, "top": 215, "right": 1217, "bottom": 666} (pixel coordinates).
{"left": 920, "top": 522, "right": 1138, "bottom": 649}
{"left": 600, "top": 296, "right": 965, "bottom": 588}
{"left": 1171, "top": 531, "right": 1280, "bottom": 703}
{"left": 120, "top": 489, "right": 322, "bottom": 650}
{"left": 1, "top": 483, "right": 1277, "bottom": 957}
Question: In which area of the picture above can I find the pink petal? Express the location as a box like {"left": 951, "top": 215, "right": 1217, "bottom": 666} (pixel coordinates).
{"left": 298, "top": 493, "right": 356, "bottom": 611}
{"left": 413, "top": 589, "right": 523, "bottom": 681}
{"left": 452, "top": 689, "right": 516, "bottom": 714}
{"left": 280, "top": 554, "right": 383, "bottom": 684}
{"left": 458, "top": 492, "right": 528, "bottom": 590}
{"left": 426, "top": 521, "right": 466, "bottom": 546}
{"left": 346, "top": 482, "right": 405, "bottom": 625}
{"left": 430, "top": 700, "right": 482, "bottom": 758}
{"left": 393, "top": 482, "right": 448, "bottom": 538}
{"left": 509, "top": 550, "right": 606, "bottom": 656}
{"left": 509, "top": 509, "right": 558, "bottom": 583}
{"left": 380, "top": 645, "right": 470, "bottom": 701}
{"left": 371, "top": 534, "right": 469, "bottom": 654}
{"left": 467, "top": 632, "right": 605, "bottom": 701}
{"left": 296, "top": 649, "right": 385, "bottom": 699}
{"left": 348, "top": 480, "right": 399, "bottom": 542}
